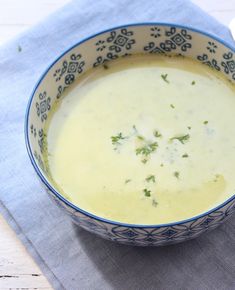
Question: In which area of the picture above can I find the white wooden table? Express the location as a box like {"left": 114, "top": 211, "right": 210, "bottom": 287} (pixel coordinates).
{"left": 0, "top": 0, "right": 234, "bottom": 289}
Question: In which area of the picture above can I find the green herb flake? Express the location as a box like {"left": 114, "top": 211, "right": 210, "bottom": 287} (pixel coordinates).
{"left": 145, "top": 175, "right": 156, "bottom": 183}
{"left": 160, "top": 163, "right": 164, "bottom": 167}
{"left": 136, "top": 142, "right": 158, "bottom": 156}
{"left": 137, "top": 135, "right": 144, "bottom": 141}
{"left": 153, "top": 130, "right": 162, "bottom": 138}
{"left": 103, "top": 63, "right": 109, "bottom": 70}
{"left": 203, "top": 120, "right": 208, "bottom": 125}
{"left": 170, "top": 134, "right": 190, "bottom": 144}
{"left": 111, "top": 132, "right": 125, "bottom": 145}
{"left": 161, "top": 74, "right": 169, "bottom": 83}
{"left": 182, "top": 153, "right": 189, "bottom": 158}
{"left": 125, "top": 179, "right": 131, "bottom": 184}
{"left": 188, "top": 126, "right": 191, "bottom": 130}
{"left": 191, "top": 80, "right": 196, "bottom": 85}
{"left": 174, "top": 171, "right": 180, "bottom": 179}
{"left": 213, "top": 174, "right": 220, "bottom": 182}
{"left": 143, "top": 188, "right": 151, "bottom": 197}
{"left": 152, "top": 199, "right": 158, "bottom": 207}
{"left": 142, "top": 159, "right": 148, "bottom": 164}
{"left": 170, "top": 104, "right": 175, "bottom": 109}
{"left": 18, "top": 45, "right": 22, "bottom": 52}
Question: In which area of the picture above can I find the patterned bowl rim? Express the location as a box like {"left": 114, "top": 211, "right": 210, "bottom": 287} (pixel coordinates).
{"left": 25, "top": 22, "right": 235, "bottom": 228}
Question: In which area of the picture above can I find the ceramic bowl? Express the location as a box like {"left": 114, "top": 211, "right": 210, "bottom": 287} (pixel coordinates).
{"left": 25, "top": 23, "right": 235, "bottom": 246}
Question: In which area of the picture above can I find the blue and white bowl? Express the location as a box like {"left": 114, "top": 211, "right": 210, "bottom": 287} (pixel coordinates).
{"left": 25, "top": 23, "right": 235, "bottom": 246}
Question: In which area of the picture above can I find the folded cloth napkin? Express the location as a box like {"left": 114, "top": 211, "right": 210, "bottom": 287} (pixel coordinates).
{"left": 0, "top": 0, "right": 234, "bottom": 289}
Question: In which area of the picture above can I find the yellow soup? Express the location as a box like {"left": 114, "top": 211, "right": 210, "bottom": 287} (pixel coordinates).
{"left": 45, "top": 54, "right": 235, "bottom": 224}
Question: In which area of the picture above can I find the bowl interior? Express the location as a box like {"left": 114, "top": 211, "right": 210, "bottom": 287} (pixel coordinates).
{"left": 25, "top": 23, "right": 235, "bottom": 226}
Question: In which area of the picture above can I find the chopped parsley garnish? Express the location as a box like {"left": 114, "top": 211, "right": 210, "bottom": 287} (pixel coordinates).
{"left": 182, "top": 153, "right": 189, "bottom": 158}
{"left": 174, "top": 171, "right": 180, "bottom": 179}
{"left": 161, "top": 74, "right": 169, "bottom": 83}
{"left": 191, "top": 80, "right": 196, "bottom": 85}
{"left": 153, "top": 130, "right": 162, "bottom": 138}
{"left": 146, "top": 175, "right": 156, "bottom": 183}
{"left": 125, "top": 179, "right": 131, "bottom": 184}
{"left": 137, "top": 135, "right": 144, "bottom": 140}
{"left": 136, "top": 142, "right": 158, "bottom": 156}
{"left": 203, "top": 120, "right": 208, "bottom": 125}
{"left": 187, "top": 126, "right": 191, "bottom": 130}
{"left": 170, "top": 104, "right": 175, "bottom": 109}
{"left": 132, "top": 125, "right": 137, "bottom": 133}
{"left": 142, "top": 159, "right": 148, "bottom": 164}
{"left": 111, "top": 132, "right": 125, "bottom": 145}
{"left": 160, "top": 163, "right": 164, "bottom": 167}
{"left": 103, "top": 63, "right": 109, "bottom": 70}
{"left": 152, "top": 199, "right": 158, "bottom": 207}
{"left": 18, "top": 45, "right": 22, "bottom": 52}
{"left": 143, "top": 188, "right": 151, "bottom": 197}
{"left": 213, "top": 174, "right": 220, "bottom": 182}
{"left": 170, "top": 134, "right": 190, "bottom": 144}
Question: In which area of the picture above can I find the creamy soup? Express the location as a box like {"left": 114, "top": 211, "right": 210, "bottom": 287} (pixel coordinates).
{"left": 45, "top": 54, "right": 235, "bottom": 224}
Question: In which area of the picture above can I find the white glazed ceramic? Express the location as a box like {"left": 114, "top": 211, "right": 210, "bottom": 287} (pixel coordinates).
{"left": 25, "top": 23, "right": 235, "bottom": 246}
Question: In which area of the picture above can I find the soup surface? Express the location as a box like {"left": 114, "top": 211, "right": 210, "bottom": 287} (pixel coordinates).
{"left": 45, "top": 54, "right": 235, "bottom": 224}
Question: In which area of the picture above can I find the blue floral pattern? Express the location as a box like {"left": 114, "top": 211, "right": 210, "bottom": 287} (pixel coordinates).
{"left": 35, "top": 91, "right": 51, "bottom": 122}
{"left": 30, "top": 124, "right": 37, "bottom": 138}
{"left": 27, "top": 24, "right": 235, "bottom": 246}
{"left": 93, "top": 28, "right": 135, "bottom": 67}
{"left": 38, "top": 128, "right": 46, "bottom": 154}
{"left": 150, "top": 26, "right": 161, "bottom": 38}
{"left": 107, "top": 29, "right": 135, "bottom": 52}
{"left": 53, "top": 53, "right": 85, "bottom": 85}
{"left": 144, "top": 26, "right": 192, "bottom": 54}
{"left": 197, "top": 54, "right": 220, "bottom": 71}
{"left": 221, "top": 52, "right": 235, "bottom": 80}
{"left": 51, "top": 195, "right": 235, "bottom": 246}
{"left": 144, "top": 42, "right": 165, "bottom": 54}
{"left": 165, "top": 27, "right": 192, "bottom": 51}
{"left": 33, "top": 150, "right": 45, "bottom": 172}
{"left": 207, "top": 41, "right": 217, "bottom": 53}
{"left": 93, "top": 53, "right": 118, "bottom": 67}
